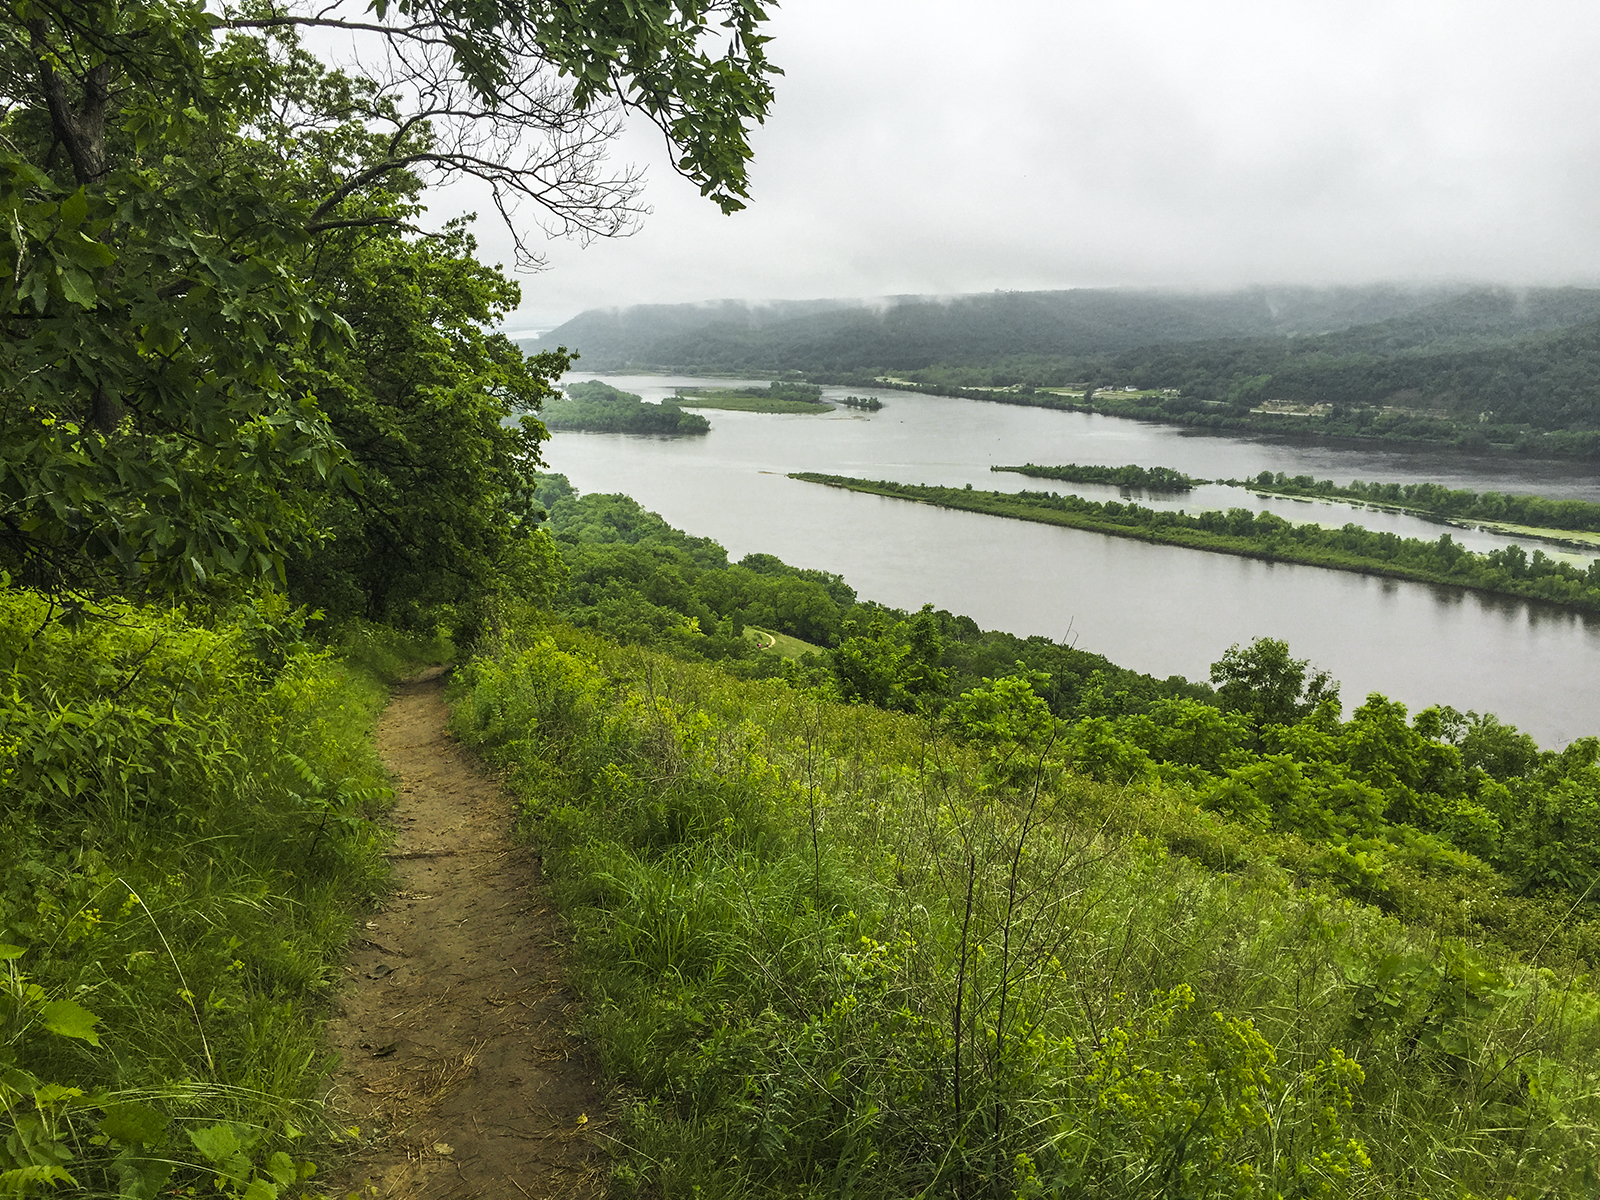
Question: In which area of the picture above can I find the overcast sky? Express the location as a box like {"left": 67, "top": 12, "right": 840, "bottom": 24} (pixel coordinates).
{"left": 435, "top": 0, "right": 1600, "bottom": 332}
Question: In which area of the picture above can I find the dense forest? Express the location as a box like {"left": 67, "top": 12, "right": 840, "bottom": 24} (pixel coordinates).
{"left": 537, "top": 284, "right": 1474, "bottom": 370}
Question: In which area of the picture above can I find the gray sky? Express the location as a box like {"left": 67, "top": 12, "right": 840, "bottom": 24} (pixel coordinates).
{"left": 438, "top": 0, "right": 1600, "bottom": 331}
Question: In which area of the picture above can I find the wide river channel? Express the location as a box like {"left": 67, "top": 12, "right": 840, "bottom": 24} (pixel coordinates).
{"left": 547, "top": 375, "right": 1600, "bottom": 747}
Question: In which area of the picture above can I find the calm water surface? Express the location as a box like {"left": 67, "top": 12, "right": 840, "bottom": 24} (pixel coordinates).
{"left": 546, "top": 375, "right": 1600, "bottom": 746}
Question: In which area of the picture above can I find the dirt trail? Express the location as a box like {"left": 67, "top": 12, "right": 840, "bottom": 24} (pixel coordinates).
{"left": 326, "top": 672, "right": 606, "bottom": 1198}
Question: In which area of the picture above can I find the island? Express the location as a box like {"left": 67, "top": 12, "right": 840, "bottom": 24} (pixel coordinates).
{"left": 543, "top": 380, "right": 711, "bottom": 435}
{"left": 789, "top": 472, "right": 1600, "bottom": 615}
{"left": 674, "top": 381, "right": 832, "bottom": 413}
{"left": 992, "top": 462, "right": 1202, "bottom": 491}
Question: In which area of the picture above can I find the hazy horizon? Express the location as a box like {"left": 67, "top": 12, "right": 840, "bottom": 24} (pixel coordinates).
{"left": 422, "top": 1, "right": 1600, "bottom": 332}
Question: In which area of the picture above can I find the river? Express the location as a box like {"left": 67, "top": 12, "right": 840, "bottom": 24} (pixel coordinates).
{"left": 544, "top": 374, "right": 1600, "bottom": 747}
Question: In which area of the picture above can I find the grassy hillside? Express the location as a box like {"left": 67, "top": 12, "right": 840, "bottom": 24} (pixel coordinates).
{"left": 452, "top": 617, "right": 1600, "bottom": 1199}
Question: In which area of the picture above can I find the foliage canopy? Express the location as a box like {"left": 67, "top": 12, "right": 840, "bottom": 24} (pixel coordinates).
{"left": 0, "top": 0, "right": 777, "bottom": 608}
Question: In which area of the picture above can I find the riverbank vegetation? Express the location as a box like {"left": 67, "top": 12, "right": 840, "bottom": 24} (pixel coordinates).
{"left": 544, "top": 381, "right": 711, "bottom": 436}
{"left": 793, "top": 473, "right": 1600, "bottom": 614}
{"left": 1232, "top": 471, "right": 1600, "bottom": 538}
{"left": 839, "top": 394, "right": 885, "bottom": 411}
{"left": 992, "top": 462, "right": 1202, "bottom": 491}
{"left": 675, "top": 381, "right": 831, "bottom": 413}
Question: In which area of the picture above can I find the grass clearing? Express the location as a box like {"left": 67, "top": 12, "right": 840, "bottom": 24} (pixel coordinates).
{"left": 675, "top": 383, "right": 832, "bottom": 414}
{"left": 744, "top": 625, "right": 825, "bottom": 659}
{"left": 675, "top": 390, "right": 831, "bottom": 414}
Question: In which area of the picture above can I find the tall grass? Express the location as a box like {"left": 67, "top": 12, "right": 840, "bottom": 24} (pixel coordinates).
{"left": 453, "top": 619, "right": 1600, "bottom": 1199}
{"left": 1, "top": 588, "right": 394, "bottom": 1197}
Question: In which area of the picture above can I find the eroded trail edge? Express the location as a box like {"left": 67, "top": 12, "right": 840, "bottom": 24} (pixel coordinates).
{"left": 326, "top": 672, "right": 605, "bottom": 1198}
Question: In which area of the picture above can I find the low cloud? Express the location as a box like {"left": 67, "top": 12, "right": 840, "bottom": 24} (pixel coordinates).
{"left": 432, "top": 0, "right": 1600, "bottom": 327}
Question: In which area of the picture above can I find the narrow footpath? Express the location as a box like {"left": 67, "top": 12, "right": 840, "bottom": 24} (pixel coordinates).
{"left": 326, "top": 672, "right": 606, "bottom": 1198}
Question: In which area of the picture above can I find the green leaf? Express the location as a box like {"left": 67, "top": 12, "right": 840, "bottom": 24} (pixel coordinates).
{"left": 112, "top": 1148, "right": 173, "bottom": 1200}
{"left": 0, "top": 1165, "right": 78, "bottom": 1192}
{"left": 32, "top": 1083, "right": 84, "bottom": 1107}
{"left": 57, "top": 265, "right": 97, "bottom": 309}
{"left": 187, "top": 1122, "right": 240, "bottom": 1164}
{"left": 100, "top": 1101, "right": 169, "bottom": 1146}
{"left": 0, "top": 944, "right": 25, "bottom": 960}
{"left": 38, "top": 998, "right": 101, "bottom": 1045}
{"left": 58, "top": 188, "right": 89, "bottom": 227}
{"left": 242, "top": 1176, "right": 280, "bottom": 1200}
{"left": 265, "top": 1151, "right": 295, "bottom": 1185}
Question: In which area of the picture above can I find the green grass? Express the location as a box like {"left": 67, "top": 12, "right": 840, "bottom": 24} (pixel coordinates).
{"left": 744, "top": 626, "right": 825, "bottom": 659}
{"left": 451, "top": 619, "right": 1600, "bottom": 1200}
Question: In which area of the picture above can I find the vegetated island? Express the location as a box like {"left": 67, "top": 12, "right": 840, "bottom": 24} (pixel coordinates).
{"left": 674, "top": 380, "right": 831, "bottom": 413}
{"left": 789, "top": 472, "right": 1600, "bottom": 614}
{"left": 993, "top": 462, "right": 1202, "bottom": 491}
{"left": 1229, "top": 470, "right": 1600, "bottom": 548}
{"left": 543, "top": 379, "right": 710, "bottom": 434}
{"left": 838, "top": 393, "right": 884, "bottom": 410}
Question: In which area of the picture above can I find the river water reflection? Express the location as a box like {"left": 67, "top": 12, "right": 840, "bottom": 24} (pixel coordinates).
{"left": 545, "top": 374, "right": 1600, "bottom": 746}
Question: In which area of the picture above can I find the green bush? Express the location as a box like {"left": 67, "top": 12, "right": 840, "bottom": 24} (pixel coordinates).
{"left": 1, "top": 586, "right": 393, "bottom": 1196}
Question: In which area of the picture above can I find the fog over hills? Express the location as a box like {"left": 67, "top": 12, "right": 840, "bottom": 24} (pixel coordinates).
{"left": 528, "top": 285, "right": 1600, "bottom": 375}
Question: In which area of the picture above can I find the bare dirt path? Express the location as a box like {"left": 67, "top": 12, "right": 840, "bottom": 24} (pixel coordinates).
{"left": 325, "top": 672, "right": 606, "bottom": 1198}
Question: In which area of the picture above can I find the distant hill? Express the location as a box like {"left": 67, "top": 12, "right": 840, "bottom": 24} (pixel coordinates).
{"left": 530, "top": 285, "right": 1470, "bottom": 372}
{"left": 528, "top": 285, "right": 1600, "bottom": 442}
{"left": 1108, "top": 290, "right": 1600, "bottom": 432}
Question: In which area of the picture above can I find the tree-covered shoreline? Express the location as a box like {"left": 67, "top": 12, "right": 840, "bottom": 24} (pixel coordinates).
{"left": 1230, "top": 470, "right": 1600, "bottom": 537}
{"left": 844, "top": 377, "right": 1600, "bottom": 459}
{"left": 992, "top": 462, "right": 1202, "bottom": 490}
{"left": 790, "top": 473, "right": 1600, "bottom": 614}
